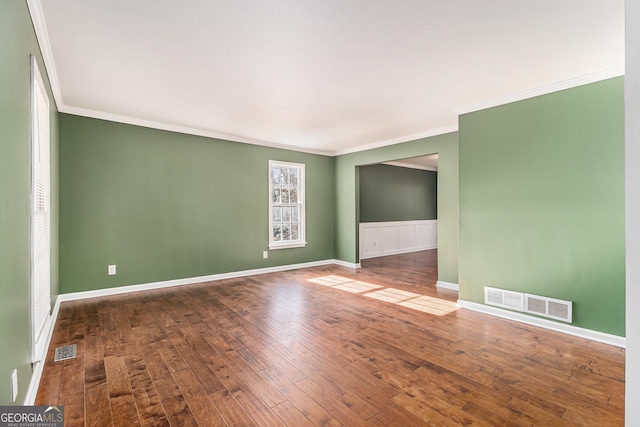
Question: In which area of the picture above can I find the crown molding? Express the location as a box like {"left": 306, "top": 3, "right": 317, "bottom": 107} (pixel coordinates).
{"left": 27, "top": 0, "right": 64, "bottom": 109}
{"left": 62, "top": 104, "right": 458, "bottom": 157}
{"left": 333, "top": 125, "right": 459, "bottom": 156}
{"left": 454, "top": 66, "right": 625, "bottom": 116}
{"left": 29, "top": 0, "right": 621, "bottom": 158}
{"left": 25, "top": 0, "right": 329, "bottom": 157}
{"left": 23, "top": 0, "right": 458, "bottom": 159}
{"left": 60, "top": 106, "right": 334, "bottom": 156}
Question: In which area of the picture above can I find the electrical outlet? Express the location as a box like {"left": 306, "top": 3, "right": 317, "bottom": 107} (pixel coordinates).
{"left": 108, "top": 264, "right": 116, "bottom": 275}
{"left": 11, "top": 369, "right": 18, "bottom": 402}
{"left": 263, "top": 251, "right": 268, "bottom": 259}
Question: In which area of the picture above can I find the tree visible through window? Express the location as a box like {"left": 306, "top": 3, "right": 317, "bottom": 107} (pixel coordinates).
{"left": 269, "top": 161, "right": 306, "bottom": 249}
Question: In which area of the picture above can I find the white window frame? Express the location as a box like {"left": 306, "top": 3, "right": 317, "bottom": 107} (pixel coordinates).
{"left": 31, "top": 56, "right": 52, "bottom": 363}
{"left": 269, "top": 160, "right": 306, "bottom": 249}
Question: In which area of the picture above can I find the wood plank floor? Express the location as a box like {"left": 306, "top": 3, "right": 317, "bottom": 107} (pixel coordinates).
{"left": 36, "top": 250, "right": 625, "bottom": 426}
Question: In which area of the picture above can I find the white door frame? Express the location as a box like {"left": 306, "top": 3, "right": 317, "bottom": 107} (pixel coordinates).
{"left": 30, "top": 56, "right": 52, "bottom": 363}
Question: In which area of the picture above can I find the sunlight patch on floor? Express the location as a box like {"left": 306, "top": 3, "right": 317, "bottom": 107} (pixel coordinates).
{"left": 364, "top": 288, "right": 421, "bottom": 303}
{"left": 333, "top": 280, "right": 383, "bottom": 293}
{"left": 307, "top": 275, "right": 354, "bottom": 286}
{"left": 397, "top": 295, "right": 458, "bottom": 315}
{"left": 306, "top": 275, "right": 458, "bottom": 316}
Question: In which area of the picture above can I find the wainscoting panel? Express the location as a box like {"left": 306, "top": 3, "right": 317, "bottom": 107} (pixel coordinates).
{"left": 399, "top": 225, "right": 415, "bottom": 251}
{"left": 360, "top": 220, "right": 437, "bottom": 259}
{"left": 382, "top": 226, "right": 400, "bottom": 255}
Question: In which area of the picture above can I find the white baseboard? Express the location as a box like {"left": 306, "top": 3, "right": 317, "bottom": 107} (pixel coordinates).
{"left": 457, "top": 299, "right": 626, "bottom": 348}
{"left": 24, "top": 297, "right": 61, "bottom": 405}
{"left": 436, "top": 281, "right": 459, "bottom": 291}
{"left": 37, "top": 262, "right": 624, "bottom": 406}
{"left": 59, "top": 259, "right": 355, "bottom": 303}
{"left": 332, "top": 259, "right": 361, "bottom": 269}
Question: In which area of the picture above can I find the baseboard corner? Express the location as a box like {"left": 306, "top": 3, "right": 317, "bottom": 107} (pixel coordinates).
{"left": 436, "top": 280, "right": 459, "bottom": 291}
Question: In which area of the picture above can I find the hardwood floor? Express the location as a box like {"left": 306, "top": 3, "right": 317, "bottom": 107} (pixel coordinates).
{"left": 36, "top": 250, "right": 625, "bottom": 426}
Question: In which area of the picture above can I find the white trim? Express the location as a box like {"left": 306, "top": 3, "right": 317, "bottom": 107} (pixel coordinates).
{"left": 26, "top": 0, "right": 63, "bottom": 109}
{"left": 333, "top": 125, "right": 459, "bottom": 156}
{"left": 457, "top": 299, "right": 626, "bottom": 349}
{"left": 383, "top": 161, "right": 437, "bottom": 171}
{"left": 24, "top": 296, "right": 60, "bottom": 405}
{"left": 359, "top": 220, "right": 437, "bottom": 260}
{"left": 58, "top": 108, "right": 456, "bottom": 158}
{"left": 58, "top": 259, "right": 343, "bottom": 303}
{"left": 59, "top": 109, "right": 457, "bottom": 158}
{"left": 626, "top": 0, "right": 640, "bottom": 422}
{"left": 26, "top": 0, "right": 454, "bottom": 159}
{"left": 24, "top": 1, "right": 623, "bottom": 159}
{"left": 332, "top": 259, "right": 361, "bottom": 269}
{"left": 268, "top": 160, "right": 306, "bottom": 249}
{"left": 22, "top": 2, "right": 331, "bottom": 157}
{"left": 25, "top": 0, "right": 334, "bottom": 157}
{"left": 436, "top": 281, "right": 459, "bottom": 291}
{"left": 63, "top": 107, "right": 333, "bottom": 156}
{"left": 268, "top": 242, "right": 308, "bottom": 250}
{"left": 454, "top": 66, "right": 625, "bottom": 116}
{"left": 30, "top": 55, "right": 52, "bottom": 365}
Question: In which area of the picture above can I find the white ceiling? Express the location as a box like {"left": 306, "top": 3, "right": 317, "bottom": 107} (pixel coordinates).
{"left": 30, "top": 0, "right": 624, "bottom": 156}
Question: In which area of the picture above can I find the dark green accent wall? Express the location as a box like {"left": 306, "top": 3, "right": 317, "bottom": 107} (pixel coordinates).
{"left": 335, "top": 132, "right": 458, "bottom": 284}
{"left": 459, "top": 77, "right": 625, "bottom": 336}
{"left": 359, "top": 164, "right": 437, "bottom": 222}
{"left": 59, "top": 114, "right": 334, "bottom": 293}
{"left": 0, "top": 0, "right": 59, "bottom": 404}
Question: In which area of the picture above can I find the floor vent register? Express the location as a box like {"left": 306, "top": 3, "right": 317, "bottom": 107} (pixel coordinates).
{"left": 54, "top": 344, "right": 77, "bottom": 362}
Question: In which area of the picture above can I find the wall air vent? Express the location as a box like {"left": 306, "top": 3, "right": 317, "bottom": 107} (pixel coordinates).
{"left": 484, "top": 287, "right": 524, "bottom": 311}
{"left": 525, "top": 293, "right": 572, "bottom": 323}
{"left": 484, "top": 286, "right": 573, "bottom": 323}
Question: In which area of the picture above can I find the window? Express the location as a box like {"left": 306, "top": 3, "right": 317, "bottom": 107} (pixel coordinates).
{"left": 31, "top": 56, "right": 52, "bottom": 363}
{"left": 269, "top": 160, "right": 306, "bottom": 249}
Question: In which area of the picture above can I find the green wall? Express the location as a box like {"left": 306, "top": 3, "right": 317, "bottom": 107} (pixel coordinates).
{"left": 59, "top": 114, "right": 334, "bottom": 293}
{"left": 334, "top": 132, "right": 458, "bottom": 284}
{"left": 459, "top": 77, "right": 625, "bottom": 336}
{"left": 0, "top": 0, "right": 59, "bottom": 404}
{"left": 359, "top": 164, "right": 437, "bottom": 222}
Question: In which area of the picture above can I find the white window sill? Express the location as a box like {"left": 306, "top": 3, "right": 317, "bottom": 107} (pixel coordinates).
{"left": 269, "top": 242, "right": 307, "bottom": 250}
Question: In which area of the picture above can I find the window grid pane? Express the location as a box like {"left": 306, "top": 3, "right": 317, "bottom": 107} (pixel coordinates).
{"left": 270, "top": 162, "right": 304, "bottom": 245}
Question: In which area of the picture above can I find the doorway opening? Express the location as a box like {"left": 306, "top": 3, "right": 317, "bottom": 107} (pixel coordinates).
{"left": 358, "top": 154, "right": 438, "bottom": 261}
